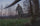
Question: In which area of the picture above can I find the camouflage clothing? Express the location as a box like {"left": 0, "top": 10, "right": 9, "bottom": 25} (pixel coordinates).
{"left": 16, "top": 4, "right": 23, "bottom": 17}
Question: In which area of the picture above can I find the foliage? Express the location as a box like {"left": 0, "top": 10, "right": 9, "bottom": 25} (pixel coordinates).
{"left": 0, "top": 18, "right": 30, "bottom": 26}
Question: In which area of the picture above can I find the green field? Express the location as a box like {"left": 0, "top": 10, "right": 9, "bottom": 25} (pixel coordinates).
{"left": 0, "top": 18, "right": 31, "bottom": 26}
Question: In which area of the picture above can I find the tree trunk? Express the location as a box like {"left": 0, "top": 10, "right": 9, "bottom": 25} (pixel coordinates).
{"left": 33, "top": 0, "right": 39, "bottom": 16}
{"left": 30, "top": 0, "right": 39, "bottom": 24}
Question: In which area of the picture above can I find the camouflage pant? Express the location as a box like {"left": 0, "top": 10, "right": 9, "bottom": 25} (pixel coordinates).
{"left": 18, "top": 12, "right": 22, "bottom": 17}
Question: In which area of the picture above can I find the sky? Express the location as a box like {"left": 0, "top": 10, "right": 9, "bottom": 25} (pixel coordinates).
{"left": 0, "top": 0, "right": 25, "bottom": 8}
{"left": 0, "top": 0, "right": 40, "bottom": 8}
{"left": 0, "top": 0, "right": 25, "bottom": 15}
{"left": 0, "top": 0, "right": 40, "bottom": 16}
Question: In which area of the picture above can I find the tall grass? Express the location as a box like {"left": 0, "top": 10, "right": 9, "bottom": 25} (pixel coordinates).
{"left": 0, "top": 18, "right": 31, "bottom": 26}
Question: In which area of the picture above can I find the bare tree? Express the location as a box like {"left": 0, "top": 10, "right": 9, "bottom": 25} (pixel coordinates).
{"left": 1, "top": 4, "right": 3, "bottom": 16}
{"left": 23, "top": 0, "right": 30, "bottom": 14}
{"left": 30, "top": 0, "right": 39, "bottom": 24}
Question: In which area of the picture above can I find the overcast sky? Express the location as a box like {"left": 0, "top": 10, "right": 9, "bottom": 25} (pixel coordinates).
{"left": 0, "top": 0, "right": 40, "bottom": 15}
{"left": 0, "top": 0, "right": 40, "bottom": 8}
{"left": 0, "top": 0, "right": 25, "bottom": 8}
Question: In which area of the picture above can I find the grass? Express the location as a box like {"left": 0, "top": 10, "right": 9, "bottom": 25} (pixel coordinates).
{"left": 0, "top": 18, "right": 31, "bottom": 26}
